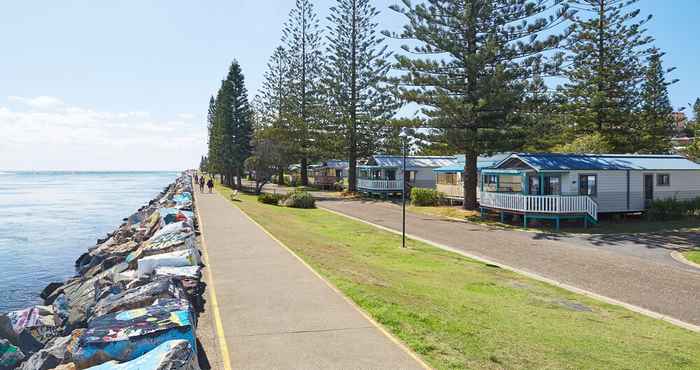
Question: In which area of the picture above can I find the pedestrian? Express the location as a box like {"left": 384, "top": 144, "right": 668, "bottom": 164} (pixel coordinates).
{"left": 194, "top": 173, "right": 199, "bottom": 185}
{"left": 207, "top": 178, "right": 214, "bottom": 193}
{"left": 199, "top": 177, "right": 205, "bottom": 193}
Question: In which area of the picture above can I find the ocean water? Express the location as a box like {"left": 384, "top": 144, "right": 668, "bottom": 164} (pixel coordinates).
{"left": 0, "top": 171, "right": 178, "bottom": 312}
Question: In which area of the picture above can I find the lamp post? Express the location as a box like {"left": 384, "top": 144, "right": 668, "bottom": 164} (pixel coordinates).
{"left": 399, "top": 128, "right": 408, "bottom": 248}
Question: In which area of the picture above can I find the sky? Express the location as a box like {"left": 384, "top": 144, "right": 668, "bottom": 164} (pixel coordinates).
{"left": 1, "top": 0, "right": 698, "bottom": 171}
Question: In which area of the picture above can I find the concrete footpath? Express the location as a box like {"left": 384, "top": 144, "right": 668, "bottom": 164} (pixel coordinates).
{"left": 318, "top": 199, "right": 700, "bottom": 329}
{"left": 194, "top": 189, "right": 426, "bottom": 370}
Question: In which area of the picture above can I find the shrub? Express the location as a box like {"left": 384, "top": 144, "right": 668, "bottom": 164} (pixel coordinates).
{"left": 257, "top": 193, "right": 283, "bottom": 205}
{"left": 282, "top": 190, "right": 316, "bottom": 208}
{"left": 647, "top": 197, "right": 700, "bottom": 221}
{"left": 410, "top": 188, "right": 443, "bottom": 206}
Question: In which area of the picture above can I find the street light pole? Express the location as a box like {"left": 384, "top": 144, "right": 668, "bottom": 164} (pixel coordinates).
{"left": 401, "top": 128, "right": 407, "bottom": 249}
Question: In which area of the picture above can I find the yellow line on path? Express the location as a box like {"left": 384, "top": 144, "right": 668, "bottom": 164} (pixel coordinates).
{"left": 227, "top": 195, "right": 432, "bottom": 370}
{"left": 194, "top": 186, "right": 233, "bottom": 370}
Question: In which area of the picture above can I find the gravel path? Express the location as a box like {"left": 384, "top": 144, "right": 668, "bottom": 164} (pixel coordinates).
{"left": 318, "top": 199, "right": 700, "bottom": 327}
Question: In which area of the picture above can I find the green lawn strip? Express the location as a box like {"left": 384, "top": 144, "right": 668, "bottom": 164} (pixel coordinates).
{"left": 684, "top": 250, "right": 700, "bottom": 264}
{"left": 217, "top": 185, "right": 700, "bottom": 369}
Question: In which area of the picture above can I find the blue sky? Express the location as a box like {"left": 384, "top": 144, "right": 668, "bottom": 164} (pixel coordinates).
{"left": 1, "top": 0, "right": 697, "bottom": 170}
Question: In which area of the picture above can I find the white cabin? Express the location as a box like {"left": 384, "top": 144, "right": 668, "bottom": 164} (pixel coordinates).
{"left": 357, "top": 155, "right": 457, "bottom": 196}
{"left": 478, "top": 153, "right": 700, "bottom": 229}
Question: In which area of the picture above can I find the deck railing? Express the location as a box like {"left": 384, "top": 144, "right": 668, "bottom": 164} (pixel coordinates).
{"left": 480, "top": 192, "right": 598, "bottom": 221}
{"left": 358, "top": 179, "right": 403, "bottom": 191}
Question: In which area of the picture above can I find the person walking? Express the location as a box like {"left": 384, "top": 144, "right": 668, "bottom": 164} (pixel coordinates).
{"left": 207, "top": 178, "right": 214, "bottom": 193}
{"left": 194, "top": 173, "right": 199, "bottom": 185}
{"left": 199, "top": 176, "right": 205, "bottom": 193}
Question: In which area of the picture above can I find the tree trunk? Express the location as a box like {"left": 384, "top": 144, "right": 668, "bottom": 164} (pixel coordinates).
{"left": 347, "top": 0, "right": 358, "bottom": 193}
{"left": 236, "top": 167, "right": 243, "bottom": 190}
{"left": 463, "top": 148, "right": 479, "bottom": 210}
{"left": 301, "top": 158, "right": 309, "bottom": 186}
{"left": 277, "top": 168, "right": 285, "bottom": 185}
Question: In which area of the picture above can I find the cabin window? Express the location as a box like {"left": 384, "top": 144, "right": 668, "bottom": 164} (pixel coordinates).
{"left": 372, "top": 170, "right": 382, "bottom": 179}
{"left": 359, "top": 169, "right": 369, "bottom": 179}
{"left": 544, "top": 176, "right": 561, "bottom": 195}
{"left": 438, "top": 173, "right": 459, "bottom": 185}
{"left": 579, "top": 174, "right": 597, "bottom": 196}
{"left": 385, "top": 169, "right": 397, "bottom": 180}
{"left": 484, "top": 175, "right": 498, "bottom": 184}
{"left": 336, "top": 170, "right": 343, "bottom": 180}
{"left": 657, "top": 174, "right": 670, "bottom": 186}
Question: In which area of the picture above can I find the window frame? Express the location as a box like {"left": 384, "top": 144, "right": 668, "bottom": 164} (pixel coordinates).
{"left": 656, "top": 173, "right": 670, "bottom": 187}
{"left": 578, "top": 174, "right": 598, "bottom": 196}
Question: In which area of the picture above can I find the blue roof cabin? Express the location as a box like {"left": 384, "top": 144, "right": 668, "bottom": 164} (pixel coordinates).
{"left": 433, "top": 154, "right": 510, "bottom": 200}
{"left": 478, "top": 153, "right": 700, "bottom": 229}
{"left": 310, "top": 160, "right": 349, "bottom": 189}
{"left": 357, "top": 155, "right": 457, "bottom": 196}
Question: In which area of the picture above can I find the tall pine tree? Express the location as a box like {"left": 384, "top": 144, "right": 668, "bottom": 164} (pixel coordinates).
{"left": 206, "top": 96, "right": 221, "bottom": 175}
{"left": 637, "top": 48, "right": 676, "bottom": 153}
{"left": 562, "top": 0, "right": 653, "bottom": 153}
{"left": 324, "top": 0, "right": 398, "bottom": 192}
{"left": 226, "top": 61, "right": 253, "bottom": 188}
{"left": 389, "top": 0, "right": 571, "bottom": 209}
{"left": 256, "top": 46, "right": 295, "bottom": 184}
{"left": 282, "top": 0, "right": 325, "bottom": 186}
{"left": 209, "top": 61, "right": 253, "bottom": 187}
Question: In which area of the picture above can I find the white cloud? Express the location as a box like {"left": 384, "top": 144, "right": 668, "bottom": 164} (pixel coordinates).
{"left": 0, "top": 96, "right": 206, "bottom": 171}
{"left": 8, "top": 95, "right": 64, "bottom": 110}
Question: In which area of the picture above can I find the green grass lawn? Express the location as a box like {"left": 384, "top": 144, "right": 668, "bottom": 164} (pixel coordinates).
{"left": 216, "top": 184, "right": 700, "bottom": 369}
{"left": 408, "top": 204, "right": 700, "bottom": 235}
{"left": 684, "top": 250, "right": 700, "bottom": 265}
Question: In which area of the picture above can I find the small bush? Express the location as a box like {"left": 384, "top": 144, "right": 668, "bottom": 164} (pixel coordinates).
{"left": 647, "top": 197, "right": 700, "bottom": 221}
{"left": 282, "top": 191, "right": 316, "bottom": 208}
{"left": 257, "top": 193, "right": 283, "bottom": 205}
{"left": 410, "top": 188, "right": 443, "bottom": 206}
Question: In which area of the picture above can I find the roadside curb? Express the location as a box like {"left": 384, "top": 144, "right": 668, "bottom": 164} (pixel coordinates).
{"left": 221, "top": 190, "right": 433, "bottom": 370}
{"left": 670, "top": 251, "right": 700, "bottom": 270}
{"left": 318, "top": 205, "right": 700, "bottom": 334}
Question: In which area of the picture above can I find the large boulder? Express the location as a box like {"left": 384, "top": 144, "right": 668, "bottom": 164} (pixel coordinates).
{"left": 18, "top": 334, "right": 72, "bottom": 370}
{"left": 89, "top": 279, "right": 186, "bottom": 320}
{"left": 72, "top": 299, "right": 196, "bottom": 369}
{"left": 84, "top": 340, "right": 199, "bottom": 370}
{"left": 0, "top": 338, "right": 24, "bottom": 370}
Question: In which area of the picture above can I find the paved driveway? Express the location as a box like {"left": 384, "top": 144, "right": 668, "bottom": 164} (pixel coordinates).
{"left": 318, "top": 199, "right": 700, "bottom": 327}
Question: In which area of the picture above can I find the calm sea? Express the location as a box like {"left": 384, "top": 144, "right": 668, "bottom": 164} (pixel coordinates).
{"left": 0, "top": 171, "right": 178, "bottom": 312}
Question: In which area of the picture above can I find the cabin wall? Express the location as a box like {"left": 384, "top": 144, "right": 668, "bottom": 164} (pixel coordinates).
{"left": 563, "top": 170, "right": 700, "bottom": 212}
{"left": 563, "top": 170, "right": 633, "bottom": 212}
{"left": 651, "top": 170, "right": 700, "bottom": 200}
{"left": 413, "top": 168, "right": 438, "bottom": 188}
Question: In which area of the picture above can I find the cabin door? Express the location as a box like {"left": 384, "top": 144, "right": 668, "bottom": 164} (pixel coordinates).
{"left": 644, "top": 174, "right": 654, "bottom": 208}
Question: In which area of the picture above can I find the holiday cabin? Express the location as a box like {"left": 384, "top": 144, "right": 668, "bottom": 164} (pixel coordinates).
{"left": 311, "top": 160, "right": 349, "bottom": 189}
{"left": 433, "top": 154, "right": 510, "bottom": 200}
{"left": 357, "top": 155, "right": 457, "bottom": 196}
{"left": 478, "top": 153, "right": 700, "bottom": 230}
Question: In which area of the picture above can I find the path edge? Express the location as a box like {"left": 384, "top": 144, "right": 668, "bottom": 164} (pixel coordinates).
{"left": 671, "top": 251, "right": 700, "bottom": 270}
{"left": 319, "top": 205, "right": 700, "bottom": 334}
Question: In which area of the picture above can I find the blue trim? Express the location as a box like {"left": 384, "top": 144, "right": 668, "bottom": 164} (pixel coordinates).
{"left": 540, "top": 174, "right": 546, "bottom": 194}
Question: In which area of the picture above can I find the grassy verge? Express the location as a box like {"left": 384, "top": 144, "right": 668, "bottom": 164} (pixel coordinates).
{"left": 683, "top": 250, "right": 700, "bottom": 265}
{"left": 408, "top": 204, "right": 700, "bottom": 234}
{"left": 216, "top": 184, "right": 700, "bottom": 369}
